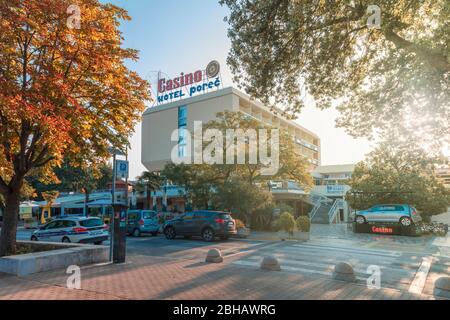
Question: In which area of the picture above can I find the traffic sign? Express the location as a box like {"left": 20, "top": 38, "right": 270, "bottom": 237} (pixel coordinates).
{"left": 116, "top": 160, "right": 129, "bottom": 179}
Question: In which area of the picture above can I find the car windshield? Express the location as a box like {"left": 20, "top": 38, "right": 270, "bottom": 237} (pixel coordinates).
{"left": 217, "top": 213, "right": 232, "bottom": 220}
{"left": 79, "top": 218, "right": 103, "bottom": 227}
{"left": 142, "top": 211, "right": 156, "bottom": 219}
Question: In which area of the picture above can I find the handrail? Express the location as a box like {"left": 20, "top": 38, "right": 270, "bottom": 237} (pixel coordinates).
{"left": 328, "top": 199, "right": 345, "bottom": 223}
{"left": 309, "top": 204, "right": 320, "bottom": 220}
{"left": 309, "top": 191, "right": 334, "bottom": 220}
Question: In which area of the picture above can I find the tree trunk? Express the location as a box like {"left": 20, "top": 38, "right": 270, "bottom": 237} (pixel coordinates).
{"left": 0, "top": 191, "right": 20, "bottom": 257}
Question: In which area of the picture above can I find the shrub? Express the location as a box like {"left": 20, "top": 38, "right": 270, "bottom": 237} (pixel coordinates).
{"left": 275, "top": 212, "right": 296, "bottom": 235}
{"left": 234, "top": 218, "right": 246, "bottom": 229}
{"left": 251, "top": 204, "right": 275, "bottom": 231}
{"left": 296, "top": 216, "right": 310, "bottom": 232}
{"left": 273, "top": 203, "right": 294, "bottom": 217}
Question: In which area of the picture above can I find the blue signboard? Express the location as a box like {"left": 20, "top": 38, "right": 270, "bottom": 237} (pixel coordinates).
{"left": 116, "top": 160, "right": 129, "bottom": 179}
{"left": 326, "top": 185, "right": 345, "bottom": 194}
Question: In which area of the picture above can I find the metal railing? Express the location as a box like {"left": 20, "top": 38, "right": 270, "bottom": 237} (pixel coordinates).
{"left": 328, "top": 199, "right": 345, "bottom": 223}
{"left": 308, "top": 191, "right": 334, "bottom": 220}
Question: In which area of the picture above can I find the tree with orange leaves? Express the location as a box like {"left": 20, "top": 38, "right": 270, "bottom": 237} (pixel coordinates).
{"left": 0, "top": 0, "right": 150, "bottom": 256}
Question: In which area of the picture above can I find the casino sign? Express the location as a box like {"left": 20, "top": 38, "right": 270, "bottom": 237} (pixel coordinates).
{"left": 157, "top": 60, "right": 222, "bottom": 104}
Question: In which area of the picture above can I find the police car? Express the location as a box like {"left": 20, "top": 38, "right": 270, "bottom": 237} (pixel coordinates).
{"left": 31, "top": 217, "right": 109, "bottom": 244}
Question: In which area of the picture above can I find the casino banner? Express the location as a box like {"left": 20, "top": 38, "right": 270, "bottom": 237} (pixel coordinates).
{"left": 352, "top": 222, "right": 417, "bottom": 236}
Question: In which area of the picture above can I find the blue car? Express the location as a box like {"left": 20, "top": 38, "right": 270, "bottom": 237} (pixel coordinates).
{"left": 126, "top": 210, "right": 159, "bottom": 237}
{"left": 355, "top": 204, "right": 422, "bottom": 227}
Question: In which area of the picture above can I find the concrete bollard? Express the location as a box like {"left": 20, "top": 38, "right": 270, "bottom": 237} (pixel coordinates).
{"left": 205, "top": 248, "right": 223, "bottom": 263}
{"left": 260, "top": 255, "right": 281, "bottom": 271}
{"left": 434, "top": 277, "right": 450, "bottom": 299}
{"left": 332, "top": 262, "right": 356, "bottom": 282}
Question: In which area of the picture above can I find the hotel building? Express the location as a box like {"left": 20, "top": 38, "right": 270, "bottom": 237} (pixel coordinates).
{"left": 437, "top": 167, "right": 450, "bottom": 188}
{"left": 142, "top": 87, "right": 320, "bottom": 171}
{"left": 141, "top": 87, "right": 321, "bottom": 215}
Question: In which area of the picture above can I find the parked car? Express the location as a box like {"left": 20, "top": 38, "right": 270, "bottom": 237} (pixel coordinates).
{"left": 126, "top": 210, "right": 159, "bottom": 237}
{"left": 355, "top": 204, "right": 422, "bottom": 226}
{"left": 31, "top": 217, "right": 109, "bottom": 244}
{"left": 163, "top": 210, "right": 237, "bottom": 242}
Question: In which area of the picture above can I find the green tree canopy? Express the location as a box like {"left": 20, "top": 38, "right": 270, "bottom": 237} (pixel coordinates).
{"left": 27, "top": 161, "right": 113, "bottom": 199}
{"left": 136, "top": 171, "right": 164, "bottom": 209}
{"left": 346, "top": 136, "right": 450, "bottom": 218}
{"left": 211, "top": 176, "right": 273, "bottom": 223}
{"left": 220, "top": 0, "right": 450, "bottom": 143}
{"left": 161, "top": 111, "right": 313, "bottom": 211}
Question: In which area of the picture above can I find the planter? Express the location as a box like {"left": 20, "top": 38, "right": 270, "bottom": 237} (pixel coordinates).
{"left": 236, "top": 227, "right": 251, "bottom": 238}
{"left": 278, "top": 231, "right": 309, "bottom": 241}
{"left": 0, "top": 241, "right": 109, "bottom": 276}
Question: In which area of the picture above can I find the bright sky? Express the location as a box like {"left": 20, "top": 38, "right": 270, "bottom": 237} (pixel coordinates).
{"left": 103, "top": 0, "right": 373, "bottom": 179}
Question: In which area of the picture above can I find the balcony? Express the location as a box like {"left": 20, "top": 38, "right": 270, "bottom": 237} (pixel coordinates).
{"left": 312, "top": 185, "right": 350, "bottom": 197}
{"left": 295, "top": 138, "right": 319, "bottom": 152}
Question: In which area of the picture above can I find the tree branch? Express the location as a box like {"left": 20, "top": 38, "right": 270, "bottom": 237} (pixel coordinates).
{"left": 384, "top": 28, "right": 450, "bottom": 73}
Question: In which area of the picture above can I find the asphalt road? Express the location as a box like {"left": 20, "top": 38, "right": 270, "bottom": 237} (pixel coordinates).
{"left": 16, "top": 228, "right": 270, "bottom": 259}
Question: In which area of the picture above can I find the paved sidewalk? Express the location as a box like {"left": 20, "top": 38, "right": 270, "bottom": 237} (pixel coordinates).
{"left": 0, "top": 253, "right": 439, "bottom": 300}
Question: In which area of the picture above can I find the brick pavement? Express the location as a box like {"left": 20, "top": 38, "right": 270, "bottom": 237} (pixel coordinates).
{"left": 0, "top": 253, "right": 438, "bottom": 300}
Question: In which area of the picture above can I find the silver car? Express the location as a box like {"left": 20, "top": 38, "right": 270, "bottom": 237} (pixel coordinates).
{"left": 355, "top": 204, "right": 422, "bottom": 227}
{"left": 31, "top": 217, "right": 109, "bottom": 244}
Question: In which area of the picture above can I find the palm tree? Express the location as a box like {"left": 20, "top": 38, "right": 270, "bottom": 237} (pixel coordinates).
{"left": 136, "top": 172, "right": 163, "bottom": 210}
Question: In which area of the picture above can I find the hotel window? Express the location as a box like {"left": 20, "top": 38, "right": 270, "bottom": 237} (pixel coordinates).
{"left": 178, "top": 106, "right": 187, "bottom": 126}
{"left": 178, "top": 106, "right": 187, "bottom": 158}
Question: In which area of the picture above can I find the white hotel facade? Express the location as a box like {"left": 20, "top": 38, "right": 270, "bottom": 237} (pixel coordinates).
{"left": 142, "top": 87, "right": 321, "bottom": 172}
{"left": 141, "top": 87, "right": 322, "bottom": 216}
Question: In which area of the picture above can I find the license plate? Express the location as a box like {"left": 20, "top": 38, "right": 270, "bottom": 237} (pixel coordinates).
{"left": 90, "top": 231, "right": 102, "bottom": 235}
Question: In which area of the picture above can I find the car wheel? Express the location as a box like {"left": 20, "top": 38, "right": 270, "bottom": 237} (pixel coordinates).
{"left": 164, "top": 227, "right": 176, "bottom": 240}
{"left": 133, "top": 229, "right": 141, "bottom": 237}
{"left": 202, "top": 228, "right": 215, "bottom": 242}
{"left": 62, "top": 237, "right": 71, "bottom": 243}
{"left": 400, "top": 217, "right": 412, "bottom": 227}
{"left": 30, "top": 235, "right": 38, "bottom": 241}
{"left": 355, "top": 215, "right": 366, "bottom": 224}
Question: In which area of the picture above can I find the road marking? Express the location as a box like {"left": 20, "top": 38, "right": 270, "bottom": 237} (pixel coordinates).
{"left": 408, "top": 256, "right": 433, "bottom": 295}
{"left": 292, "top": 243, "right": 401, "bottom": 257}
{"left": 232, "top": 260, "right": 369, "bottom": 281}
{"left": 223, "top": 242, "right": 284, "bottom": 258}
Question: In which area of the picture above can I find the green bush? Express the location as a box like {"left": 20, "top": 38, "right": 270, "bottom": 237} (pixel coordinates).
{"left": 296, "top": 216, "right": 310, "bottom": 232}
{"left": 251, "top": 204, "right": 275, "bottom": 231}
{"left": 234, "top": 218, "right": 246, "bottom": 229}
{"left": 273, "top": 203, "right": 294, "bottom": 217}
{"left": 275, "top": 212, "right": 296, "bottom": 235}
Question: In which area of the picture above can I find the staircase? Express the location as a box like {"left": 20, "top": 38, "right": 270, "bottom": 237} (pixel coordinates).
{"left": 308, "top": 191, "right": 345, "bottom": 224}
{"left": 311, "top": 202, "right": 333, "bottom": 224}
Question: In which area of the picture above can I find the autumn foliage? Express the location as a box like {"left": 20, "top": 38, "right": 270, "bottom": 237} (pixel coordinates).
{"left": 0, "top": 0, "right": 150, "bottom": 256}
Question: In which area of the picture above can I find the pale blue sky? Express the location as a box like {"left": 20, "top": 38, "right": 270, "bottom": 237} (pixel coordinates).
{"left": 103, "top": 0, "right": 373, "bottom": 179}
